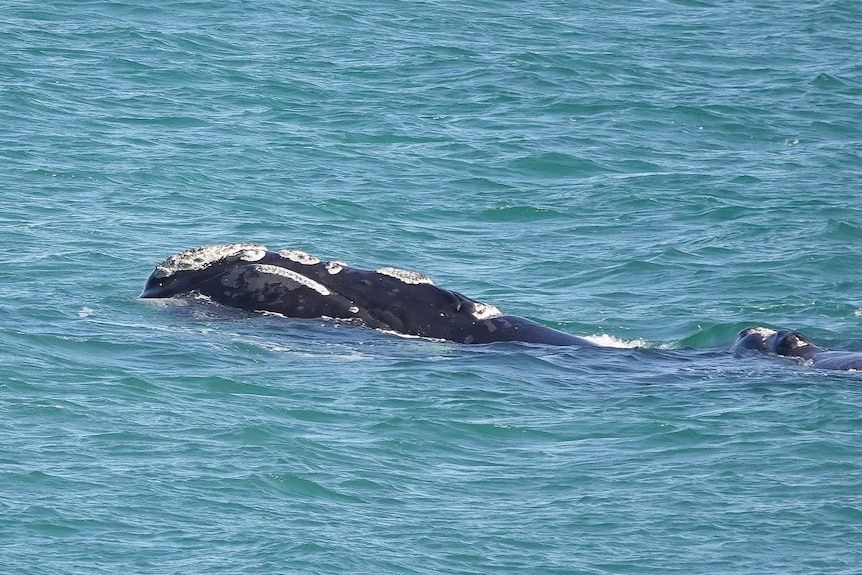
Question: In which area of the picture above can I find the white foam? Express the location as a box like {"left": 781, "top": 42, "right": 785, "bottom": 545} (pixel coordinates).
{"left": 582, "top": 333, "right": 649, "bottom": 349}
{"left": 154, "top": 243, "right": 266, "bottom": 278}
{"left": 251, "top": 264, "right": 330, "bottom": 296}
{"left": 376, "top": 328, "right": 428, "bottom": 340}
{"left": 278, "top": 249, "right": 320, "bottom": 265}
{"left": 376, "top": 267, "right": 434, "bottom": 285}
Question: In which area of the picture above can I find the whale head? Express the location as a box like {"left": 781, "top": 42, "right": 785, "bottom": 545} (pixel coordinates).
{"left": 141, "top": 243, "right": 267, "bottom": 298}
{"left": 766, "top": 330, "right": 816, "bottom": 358}
{"left": 731, "top": 326, "right": 777, "bottom": 354}
{"left": 732, "top": 326, "right": 817, "bottom": 358}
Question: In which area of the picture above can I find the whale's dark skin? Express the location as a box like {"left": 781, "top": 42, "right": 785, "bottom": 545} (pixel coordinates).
{"left": 141, "top": 244, "right": 593, "bottom": 346}
{"left": 732, "top": 326, "right": 862, "bottom": 371}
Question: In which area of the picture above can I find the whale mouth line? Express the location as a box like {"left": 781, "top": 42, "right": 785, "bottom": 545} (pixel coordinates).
{"left": 140, "top": 288, "right": 158, "bottom": 298}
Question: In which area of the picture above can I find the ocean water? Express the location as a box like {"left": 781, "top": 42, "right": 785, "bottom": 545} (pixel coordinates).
{"left": 2, "top": 1, "right": 862, "bottom": 573}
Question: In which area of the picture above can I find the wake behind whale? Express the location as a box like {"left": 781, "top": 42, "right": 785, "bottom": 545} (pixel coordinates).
{"left": 141, "top": 244, "right": 862, "bottom": 371}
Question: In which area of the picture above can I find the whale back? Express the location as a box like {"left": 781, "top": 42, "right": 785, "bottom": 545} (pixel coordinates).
{"left": 141, "top": 244, "right": 591, "bottom": 346}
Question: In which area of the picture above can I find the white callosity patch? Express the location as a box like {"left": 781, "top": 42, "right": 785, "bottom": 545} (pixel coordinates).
{"left": 154, "top": 243, "right": 266, "bottom": 278}
{"left": 278, "top": 249, "right": 320, "bottom": 265}
{"left": 471, "top": 301, "right": 502, "bottom": 320}
{"left": 251, "top": 264, "right": 331, "bottom": 296}
{"left": 376, "top": 267, "right": 434, "bottom": 285}
{"left": 749, "top": 326, "right": 777, "bottom": 339}
{"left": 326, "top": 261, "right": 345, "bottom": 275}
{"left": 780, "top": 332, "right": 809, "bottom": 351}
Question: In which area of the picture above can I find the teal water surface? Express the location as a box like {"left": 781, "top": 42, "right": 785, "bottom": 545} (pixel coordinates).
{"left": 2, "top": 1, "right": 862, "bottom": 573}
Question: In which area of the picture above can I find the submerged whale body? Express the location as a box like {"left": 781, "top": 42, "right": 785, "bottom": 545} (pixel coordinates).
{"left": 141, "top": 243, "right": 592, "bottom": 346}
{"left": 732, "top": 326, "right": 862, "bottom": 371}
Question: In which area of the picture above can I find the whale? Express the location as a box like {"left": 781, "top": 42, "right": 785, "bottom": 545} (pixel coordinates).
{"left": 141, "top": 243, "right": 593, "bottom": 346}
{"left": 732, "top": 326, "right": 862, "bottom": 371}
{"left": 140, "top": 245, "right": 862, "bottom": 369}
